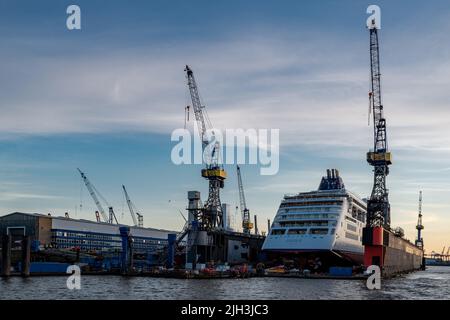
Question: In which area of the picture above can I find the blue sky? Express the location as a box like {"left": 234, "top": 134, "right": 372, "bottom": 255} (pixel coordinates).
{"left": 0, "top": 0, "right": 449, "bottom": 253}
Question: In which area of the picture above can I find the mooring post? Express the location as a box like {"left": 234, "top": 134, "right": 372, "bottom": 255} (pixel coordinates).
{"left": 21, "top": 236, "right": 31, "bottom": 277}
{"left": 119, "top": 226, "right": 131, "bottom": 275}
{"left": 2, "top": 234, "right": 12, "bottom": 277}
{"left": 167, "top": 234, "right": 177, "bottom": 269}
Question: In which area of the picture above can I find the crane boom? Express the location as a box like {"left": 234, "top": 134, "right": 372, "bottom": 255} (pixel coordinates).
{"left": 366, "top": 19, "right": 392, "bottom": 228}
{"left": 122, "top": 185, "right": 138, "bottom": 226}
{"left": 78, "top": 168, "right": 109, "bottom": 223}
{"left": 185, "top": 65, "right": 208, "bottom": 149}
{"left": 236, "top": 165, "right": 253, "bottom": 234}
{"left": 185, "top": 65, "right": 221, "bottom": 167}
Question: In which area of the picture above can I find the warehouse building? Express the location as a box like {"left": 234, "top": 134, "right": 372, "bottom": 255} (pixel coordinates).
{"left": 0, "top": 212, "right": 176, "bottom": 253}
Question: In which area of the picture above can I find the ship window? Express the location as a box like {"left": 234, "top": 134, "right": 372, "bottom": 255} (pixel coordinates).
{"left": 345, "top": 216, "right": 357, "bottom": 224}
{"left": 347, "top": 224, "right": 357, "bottom": 232}
{"left": 310, "top": 228, "right": 328, "bottom": 235}
{"left": 345, "top": 232, "right": 359, "bottom": 241}
{"left": 271, "top": 229, "right": 286, "bottom": 235}
{"left": 287, "top": 229, "right": 307, "bottom": 235}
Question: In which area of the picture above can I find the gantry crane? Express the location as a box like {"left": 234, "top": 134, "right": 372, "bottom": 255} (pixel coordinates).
{"left": 365, "top": 19, "right": 392, "bottom": 228}
{"left": 185, "top": 65, "right": 227, "bottom": 231}
{"left": 78, "top": 168, "right": 118, "bottom": 224}
{"left": 236, "top": 165, "right": 253, "bottom": 234}
{"left": 122, "top": 185, "right": 144, "bottom": 228}
{"left": 415, "top": 191, "right": 424, "bottom": 248}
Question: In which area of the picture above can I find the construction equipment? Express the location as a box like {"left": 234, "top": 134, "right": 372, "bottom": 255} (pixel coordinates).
{"left": 122, "top": 185, "right": 144, "bottom": 228}
{"left": 442, "top": 246, "right": 446, "bottom": 256}
{"left": 77, "top": 168, "right": 118, "bottom": 224}
{"left": 185, "top": 65, "right": 226, "bottom": 231}
{"left": 365, "top": 19, "right": 392, "bottom": 228}
{"left": 415, "top": 191, "right": 424, "bottom": 248}
{"left": 236, "top": 165, "right": 253, "bottom": 234}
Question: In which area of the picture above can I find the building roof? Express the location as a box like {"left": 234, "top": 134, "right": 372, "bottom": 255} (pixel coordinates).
{"left": 0, "top": 212, "right": 178, "bottom": 234}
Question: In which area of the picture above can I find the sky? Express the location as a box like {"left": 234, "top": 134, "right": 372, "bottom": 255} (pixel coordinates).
{"left": 0, "top": 0, "right": 449, "bottom": 254}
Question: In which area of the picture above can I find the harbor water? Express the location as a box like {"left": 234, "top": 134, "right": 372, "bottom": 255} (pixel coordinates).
{"left": 0, "top": 266, "right": 449, "bottom": 300}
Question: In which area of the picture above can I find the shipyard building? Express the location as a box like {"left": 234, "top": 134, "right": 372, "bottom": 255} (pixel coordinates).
{"left": 0, "top": 212, "right": 176, "bottom": 253}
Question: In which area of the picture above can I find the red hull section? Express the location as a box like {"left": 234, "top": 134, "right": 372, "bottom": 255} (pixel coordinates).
{"left": 363, "top": 226, "right": 424, "bottom": 277}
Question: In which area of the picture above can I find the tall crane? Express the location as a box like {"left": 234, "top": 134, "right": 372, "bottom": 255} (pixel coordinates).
{"left": 236, "top": 165, "right": 253, "bottom": 234}
{"left": 77, "top": 168, "right": 118, "bottom": 224}
{"left": 365, "top": 19, "right": 392, "bottom": 228}
{"left": 122, "top": 185, "right": 144, "bottom": 228}
{"left": 185, "top": 65, "right": 227, "bottom": 231}
{"left": 415, "top": 191, "right": 424, "bottom": 248}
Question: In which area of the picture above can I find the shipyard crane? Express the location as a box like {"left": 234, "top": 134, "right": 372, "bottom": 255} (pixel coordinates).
{"left": 415, "top": 191, "right": 424, "bottom": 248}
{"left": 365, "top": 19, "right": 392, "bottom": 228}
{"left": 185, "top": 65, "right": 227, "bottom": 231}
{"left": 122, "top": 185, "right": 144, "bottom": 228}
{"left": 236, "top": 165, "right": 253, "bottom": 234}
{"left": 77, "top": 168, "right": 118, "bottom": 224}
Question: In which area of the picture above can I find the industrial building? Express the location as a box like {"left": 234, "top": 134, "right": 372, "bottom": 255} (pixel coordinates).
{"left": 0, "top": 212, "right": 176, "bottom": 254}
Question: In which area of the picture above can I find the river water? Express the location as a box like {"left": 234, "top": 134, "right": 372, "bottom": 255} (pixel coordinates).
{"left": 1, "top": 266, "right": 449, "bottom": 300}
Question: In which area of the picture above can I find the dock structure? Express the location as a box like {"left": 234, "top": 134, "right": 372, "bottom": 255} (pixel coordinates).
{"left": 182, "top": 191, "right": 265, "bottom": 270}
{"left": 21, "top": 236, "right": 31, "bottom": 277}
{"left": 1, "top": 234, "right": 12, "bottom": 276}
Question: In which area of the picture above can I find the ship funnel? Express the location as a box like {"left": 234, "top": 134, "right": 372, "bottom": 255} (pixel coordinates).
{"left": 318, "top": 169, "right": 345, "bottom": 191}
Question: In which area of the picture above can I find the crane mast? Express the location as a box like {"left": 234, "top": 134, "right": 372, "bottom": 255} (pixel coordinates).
{"left": 415, "top": 191, "right": 424, "bottom": 248}
{"left": 366, "top": 20, "right": 392, "bottom": 228}
{"left": 78, "top": 168, "right": 118, "bottom": 224}
{"left": 236, "top": 165, "right": 253, "bottom": 234}
{"left": 185, "top": 65, "right": 227, "bottom": 230}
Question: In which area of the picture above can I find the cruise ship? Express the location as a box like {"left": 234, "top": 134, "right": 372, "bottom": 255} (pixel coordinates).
{"left": 262, "top": 169, "right": 367, "bottom": 265}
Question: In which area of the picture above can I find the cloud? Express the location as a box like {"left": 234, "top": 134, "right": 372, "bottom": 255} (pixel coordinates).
{"left": 0, "top": 192, "right": 64, "bottom": 201}
{"left": 1, "top": 24, "right": 449, "bottom": 157}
